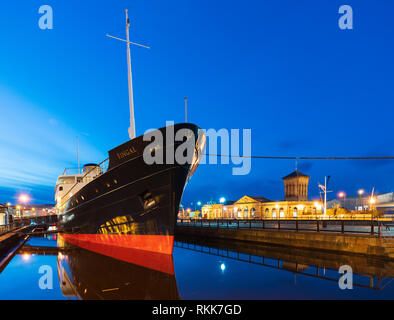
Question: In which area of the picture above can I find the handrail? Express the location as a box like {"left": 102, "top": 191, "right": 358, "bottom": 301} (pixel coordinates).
{"left": 58, "top": 157, "right": 109, "bottom": 206}
{"left": 0, "top": 223, "right": 20, "bottom": 236}
{"left": 177, "top": 218, "right": 394, "bottom": 237}
{"left": 179, "top": 215, "right": 393, "bottom": 221}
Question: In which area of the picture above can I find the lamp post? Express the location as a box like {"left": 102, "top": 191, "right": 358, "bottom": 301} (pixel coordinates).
{"left": 357, "top": 189, "right": 365, "bottom": 210}
{"left": 338, "top": 191, "right": 346, "bottom": 209}
{"left": 18, "top": 194, "right": 30, "bottom": 220}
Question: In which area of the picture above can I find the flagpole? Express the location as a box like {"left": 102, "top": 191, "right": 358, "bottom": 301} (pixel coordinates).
{"left": 77, "top": 136, "right": 80, "bottom": 174}
{"left": 324, "top": 176, "right": 327, "bottom": 216}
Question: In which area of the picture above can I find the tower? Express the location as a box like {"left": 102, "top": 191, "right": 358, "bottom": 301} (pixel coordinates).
{"left": 282, "top": 170, "right": 310, "bottom": 201}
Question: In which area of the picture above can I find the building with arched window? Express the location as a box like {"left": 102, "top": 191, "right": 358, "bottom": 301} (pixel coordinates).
{"left": 189, "top": 169, "right": 324, "bottom": 219}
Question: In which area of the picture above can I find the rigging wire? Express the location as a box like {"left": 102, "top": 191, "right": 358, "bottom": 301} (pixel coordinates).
{"left": 203, "top": 154, "right": 394, "bottom": 160}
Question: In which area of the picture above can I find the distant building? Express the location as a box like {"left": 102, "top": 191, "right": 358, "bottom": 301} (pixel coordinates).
{"left": 202, "top": 200, "right": 235, "bottom": 219}
{"left": 197, "top": 169, "right": 322, "bottom": 219}
{"left": 8, "top": 204, "right": 55, "bottom": 219}
{"left": 327, "top": 192, "right": 394, "bottom": 213}
{"left": 0, "top": 204, "right": 10, "bottom": 225}
{"left": 282, "top": 170, "right": 310, "bottom": 201}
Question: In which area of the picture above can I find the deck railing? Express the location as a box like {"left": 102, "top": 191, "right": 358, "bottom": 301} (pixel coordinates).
{"left": 0, "top": 223, "right": 20, "bottom": 236}
{"left": 177, "top": 218, "right": 394, "bottom": 237}
{"left": 59, "top": 158, "right": 109, "bottom": 205}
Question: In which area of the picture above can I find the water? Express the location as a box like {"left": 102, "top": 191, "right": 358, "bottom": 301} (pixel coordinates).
{"left": 0, "top": 234, "right": 393, "bottom": 300}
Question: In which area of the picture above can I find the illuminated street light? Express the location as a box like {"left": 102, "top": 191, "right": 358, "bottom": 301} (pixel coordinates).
{"left": 18, "top": 194, "right": 30, "bottom": 204}
{"left": 197, "top": 201, "right": 202, "bottom": 206}
{"left": 219, "top": 197, "right": 226, "bottom": 204}
{"left": 369, "top": 197, "right": 376, "bottom": 205}
{"left": 358, "top": 189, "right": 365, "bottom": 196}
{"left": 338, "top": 191, "right": 346, "bottom": 199}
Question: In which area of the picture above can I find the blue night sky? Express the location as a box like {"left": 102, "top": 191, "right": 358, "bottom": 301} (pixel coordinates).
{"left": 0, "top": 0, "right": 394, "bottom": 206}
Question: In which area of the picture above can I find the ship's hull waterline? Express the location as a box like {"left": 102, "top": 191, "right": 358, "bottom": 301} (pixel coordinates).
{"left": 57, "top": 123, "right": 205, "bottom": 272}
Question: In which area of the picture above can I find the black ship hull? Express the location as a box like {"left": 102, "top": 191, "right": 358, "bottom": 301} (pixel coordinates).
{"left": 57, "top": 123, "right": 204, "bottom": 273}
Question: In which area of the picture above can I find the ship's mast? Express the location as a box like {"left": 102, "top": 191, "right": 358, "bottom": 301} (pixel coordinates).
{"left": 106, "top": 10, "right": 150, "bottom": 140}
{"left": 125, "top": 9, "right": 136, "bottom": 140}
{"left": 76, "top": 136, "right": 80, "bottom": 174}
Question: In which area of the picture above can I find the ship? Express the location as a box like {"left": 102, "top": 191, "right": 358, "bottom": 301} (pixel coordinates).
{"left": 55, "top": 10, "right": 205, "bottom": 273}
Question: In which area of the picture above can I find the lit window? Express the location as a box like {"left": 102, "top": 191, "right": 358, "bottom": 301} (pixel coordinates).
{"left": 272, "top": 208, "right": 277, "bottom": 218}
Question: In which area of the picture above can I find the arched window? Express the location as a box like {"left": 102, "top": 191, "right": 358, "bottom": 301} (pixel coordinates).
{"left": 279, "top": 208, "right": 284, "bottom": 218}
{"left": 272, "top": 208, "right": 277, "bottom": 218}
{"left": 293, "top": 207, "right": 298, "bottom": 218}
{"left": 237, "top": 208, "right": 242, "bottom": 218}
{"left": 312, "top": 207, "right": 317, "bottom": 215}
{"left": 244, "top": 207, "right": 249, "bottom": 219}
{"left": 265, "top": 208, "right": 269, "bottom": 218}
{"left": 251, "top": 208, "right": 256, "bottom": 217}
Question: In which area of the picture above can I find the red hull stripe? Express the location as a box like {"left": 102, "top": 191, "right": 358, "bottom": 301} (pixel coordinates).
{"left": 59, "top": 234, "right": 175, "bottom": 275}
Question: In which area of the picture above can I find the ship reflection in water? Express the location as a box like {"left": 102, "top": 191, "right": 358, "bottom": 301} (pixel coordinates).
{"left": 1, "top": 234, "right": 394, "bottom": 299}
{"left": 57, "top": 236, "right": 179, "bottom": 300}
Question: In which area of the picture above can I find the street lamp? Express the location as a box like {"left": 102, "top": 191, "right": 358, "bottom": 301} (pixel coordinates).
{"left": 17, "top": 194, "right": 30, "bottom": 219}
{"left": 338, "top": 191, "right": 346, "bottom": 208}
{"left": 219, "top": 197, "right": 226, "bottom": 204}
{"left": 358, "top": 189, "right": 365, "bottom": 211}
{"left": 18, "top": 194, "right": 30, "bottom": 204}
{"left": 369, "top": 197, "right": 376, "bottom": 219}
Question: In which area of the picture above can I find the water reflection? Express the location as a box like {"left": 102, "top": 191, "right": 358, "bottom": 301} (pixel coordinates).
{"left": 56, "top": 240, "right": 179, "bottom": 300}
{"left": 174, "top": 235, "right": 394, "bottom": 295}
{"left": 1, "top": 234, "right": 394, "bottom": 299}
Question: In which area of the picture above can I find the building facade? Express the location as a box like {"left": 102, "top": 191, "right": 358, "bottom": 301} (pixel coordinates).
{"left": 197, "top": 170, "right": 323, "bottom": 219}
{"left": 283, "top": 170, "right": 310, "bottom": 201}
{"left": 201, "top": 195, "right": 321, "bottom": 219}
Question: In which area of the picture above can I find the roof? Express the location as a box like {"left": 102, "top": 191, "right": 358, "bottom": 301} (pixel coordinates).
{"left": 247, "top": 196, "right": 272, "bottom": 203}
{"left": 282, "top": 170, "right": 310, "bottom": 179}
